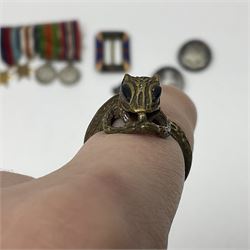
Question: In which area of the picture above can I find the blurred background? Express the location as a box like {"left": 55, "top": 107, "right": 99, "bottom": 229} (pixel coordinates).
{"left": 0, "top": 0, "right": 248, "bottom": 249}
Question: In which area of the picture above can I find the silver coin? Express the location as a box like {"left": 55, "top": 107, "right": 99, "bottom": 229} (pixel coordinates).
{"left": 154, "top": 67, "right": 185, "bottom": 89}
{"left": 178, "top": 40, "right": 212, "bottom": 71}
{"left": 35, "top": 63, "right": 56, "bottom": 84}
{"left": 58, "top": 64, "right": 81, "bottom": 84}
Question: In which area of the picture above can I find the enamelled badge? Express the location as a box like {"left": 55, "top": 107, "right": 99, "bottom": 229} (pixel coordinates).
{"left": 96, "top": 31, "right": 130, "bottom": 72}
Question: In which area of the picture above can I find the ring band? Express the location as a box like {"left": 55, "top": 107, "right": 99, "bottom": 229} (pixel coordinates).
{"left": 169, "top": 120, "right": 192, "bottom": 180}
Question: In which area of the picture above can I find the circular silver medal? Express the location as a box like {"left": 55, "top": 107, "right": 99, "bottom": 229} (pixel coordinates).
{"left": 35, "top": 63, "right": 56, "bottom": 84}
{"left": 58, "top": 64, "right": 81, "bottom": 85}
{"left": 154, "top": 67, "right": 185, "bottom": 90}
{"left": 178, "top": 40, "right": 212, "bottom": 71}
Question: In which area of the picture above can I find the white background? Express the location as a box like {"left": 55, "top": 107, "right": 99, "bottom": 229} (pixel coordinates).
{"left": 0, "top": 0, "right": 248, "bottom": 249}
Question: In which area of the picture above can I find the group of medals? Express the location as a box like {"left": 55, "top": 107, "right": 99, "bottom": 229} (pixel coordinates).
{"left": 0, "top": 20, "right": 211, "bottom": 90}
{"left": 0, "top": 20, "right": 81, "bottom": 85}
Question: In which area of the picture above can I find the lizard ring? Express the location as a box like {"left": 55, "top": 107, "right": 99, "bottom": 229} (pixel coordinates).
{"left": 84, "top": 74, "right": 192, "bottom": 180}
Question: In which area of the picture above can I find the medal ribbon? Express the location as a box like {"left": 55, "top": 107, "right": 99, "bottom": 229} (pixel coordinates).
{"left": 59, "top": 22, "right": 66, "bottom": 60}
{"left": 24, "top": 26, "right": 34, "bottom": 60}
{"left": 34, "top": 25, "right": 44, "bottom": 57}
{"left": 52, "top": 23, "right": 60, "bottom": 60}
{"left": 73, "top": 21, "right": 81, "bottom": 61}
{"left": 37, "top": 25, "right": 45, "bottom": 58}
{"left": 66, "top": 22, "right": 74, "bottom": 61}
{"left": 1, "top": 21, "right": 82, "bottom": 63}
{"left": 5, "top": 28, "right": 13, "bottom": 65}
{"left": 24, "top": 26, "right": 30, "bottom": 58}
{"left": 20, "top": 26, "right": 26, "bottom": 58}
{"left": 34, "top": 25, "right": 40, "bottom": 55}
{"left": 1, "top": 27, "right": 14, "bottom": 66}
{"left": 11, "top": 27, "right": 22, "bottom": 65}
{"left": 44, "top": 24, "right": 53, "bottom": 60}
{"left": 0, "top": 28, "right": 7, "bottom": 64}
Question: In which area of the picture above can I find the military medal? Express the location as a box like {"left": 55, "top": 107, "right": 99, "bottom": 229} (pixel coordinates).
{"left": 1, "top": 21, "right": 82, "bottom": 85}
{"left": 35, "top": 24, "right": 56, "bottom": 84}
{"left": 58, "top": 63, "right": 80, "bottom": 84}
{"left": 178, "top": 40, "right": 212, "bottom": 71}
{"left": 58, "top": 21, "right": 81, "bottom": 84}
{"left": 35, "top": 62, "right": 56, "bottom": 84}
{"left": 17, "top": 63, "right": 30, "bottom": 79}
{"left": 0, "top": 70, "right": 9, "bottom": 85}
{"left": 154, "top": 66, "right": 185, "bottom": 90}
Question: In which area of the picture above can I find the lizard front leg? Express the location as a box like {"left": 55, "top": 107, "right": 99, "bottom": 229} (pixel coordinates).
{"left": 138, "top": 122, "right": 170, "bottom": 138}
{"left": 141, "top": 110, "right": 171, "bottom": 138}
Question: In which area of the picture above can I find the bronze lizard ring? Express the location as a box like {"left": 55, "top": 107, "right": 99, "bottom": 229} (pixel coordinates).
{"left": 84, "top": 74, "right": 193, "bottom": 180}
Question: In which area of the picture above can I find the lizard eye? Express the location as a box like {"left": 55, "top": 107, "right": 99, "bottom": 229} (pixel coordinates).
{"left": 152, "top": 86, "right": 162, "bottom": 101}
{"left": 121, "top": 84, "right": 131, "bottom": 102}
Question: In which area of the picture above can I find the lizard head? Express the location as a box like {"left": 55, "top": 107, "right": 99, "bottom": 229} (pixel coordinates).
{"left": 119, "top": 74, "right": 162, "bottom": 113}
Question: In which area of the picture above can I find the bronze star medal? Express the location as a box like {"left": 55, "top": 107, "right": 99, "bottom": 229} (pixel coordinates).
{"left": 17, "top": 64, "right": 30, "bottom": 79}
{"left": 0, "top": 71, "right": 10, "bottom": 85}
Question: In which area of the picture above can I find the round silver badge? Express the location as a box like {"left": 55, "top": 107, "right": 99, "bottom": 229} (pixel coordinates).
{"left": 154, "top": 67, "right": 185, "bottom": 90}
{"left": 178, "top": 40, "right": 212, "bottom": 71}
{"left": 58, "top": 64, "right": 81, "bottom": 85}
{"left": 35, "top": 63, "right": 56, "bottom": 84}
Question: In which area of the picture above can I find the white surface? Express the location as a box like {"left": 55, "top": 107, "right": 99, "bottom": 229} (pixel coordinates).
{"left": 0, "top": 1, "right": 248, "bottom": 249}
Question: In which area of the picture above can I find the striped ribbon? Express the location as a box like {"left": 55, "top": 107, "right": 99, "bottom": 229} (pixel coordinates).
{"left": 1, "top": 27, "right": 14, "bottom": 66}
{"left": 23, "top": 26, "right": 35, "bottom": 59}
{"left": 60, "top": 21, "right": 81, "bottom": 61}
{"left": 11, "top": 27, "right": 22, "bottom": 64}
{"left": 1, "top": 21, "right": 81, "bottom": 64}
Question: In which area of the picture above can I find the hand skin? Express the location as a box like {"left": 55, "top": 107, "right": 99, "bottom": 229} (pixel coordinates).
{"left": 0, "top": 86, "right": 197, "bottom": 249}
